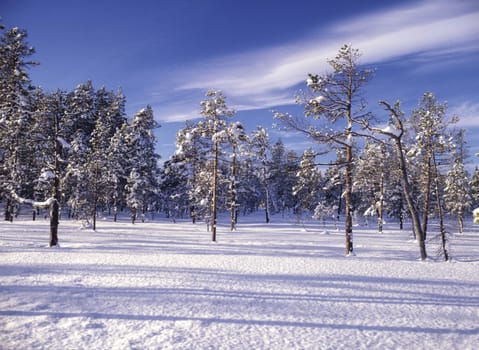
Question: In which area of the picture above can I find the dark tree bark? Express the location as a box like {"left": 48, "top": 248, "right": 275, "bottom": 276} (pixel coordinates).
{"left": 375, "top": 101, "right": 427, "bottom": 260}
{"left": 211, "top": 136, "right": 218, "bottom": 242}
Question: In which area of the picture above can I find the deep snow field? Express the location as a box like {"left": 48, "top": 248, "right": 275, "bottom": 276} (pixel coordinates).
{"left": 1, "top": 212, "right": 478, "bottom": 350}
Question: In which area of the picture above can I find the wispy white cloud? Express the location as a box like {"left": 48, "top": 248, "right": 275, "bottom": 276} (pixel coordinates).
{"left": 451, "top": 101, "right": 479, "bottom": 127}
{"left": 154, "top": 0, "right": 479, "bottom": 123}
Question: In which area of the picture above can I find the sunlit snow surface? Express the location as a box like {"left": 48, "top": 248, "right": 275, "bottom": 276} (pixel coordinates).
{"left": 1, "top": 215, "right": 478, "bottom": 349}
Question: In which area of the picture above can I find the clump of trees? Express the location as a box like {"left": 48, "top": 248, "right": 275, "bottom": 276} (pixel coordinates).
{"left": 1, "top": 24, "right": 477, "bottom": 261}
{"left": 0, "top": 26, "right": 160, "bottom": 246}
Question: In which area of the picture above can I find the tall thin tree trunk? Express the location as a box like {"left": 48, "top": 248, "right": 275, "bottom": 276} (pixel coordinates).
{"left": 49, "top": 174, "right": 60, "bottom": 247}
{"left": 422, "top": 158, "right": 432, "bottom": 240}
{"left": 230, "top": 145, "right": 237, "bottom": 231}
{"left": 131, "top": 208, "right": 136, "bottom": 224}
{"left": 377, "top": 169, "right": 384, "bottom": 234}
{"left": 433, "top": 156, "right": 448, "bottom": 261}
{"left": 458, "top": 216, "right": 464, "bottom": 234}
{"left": 337, "top": 182, "right": 342, "bottom": 224}
{"left": 395, "top": 141, "right": 426, "bottom": 260}
{"left": 211, "top": 138, "right": 218, "bottom": 242}
{"left": 262, "top": 166, "right": 270, "bottom": 224}
{"left": 92, "top": 160, "right": 99, "bottom": 231}
{"left": 49, "top": 115, "right": 62, "bottom": 247}
{"left": 113, "top": 196, "right": 118, "bottom": 222}
{"left": 49, "top": 198, "right": 59, "bottom": 247}
{"left": 345, "top": 143, "right": 353, "bottom": 255}
{"left": 4, "top": 197, "right": 13, "bottom": 222}
{"left": 376, "top": 101, "right": 426, "bottom": 259}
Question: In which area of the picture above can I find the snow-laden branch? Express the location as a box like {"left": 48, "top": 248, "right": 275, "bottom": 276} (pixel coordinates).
{"left": 11, "top": 191, "right": 56, "bottom": 208}
{"left": 57, "top": 136, "right": 70, "bottom": 149}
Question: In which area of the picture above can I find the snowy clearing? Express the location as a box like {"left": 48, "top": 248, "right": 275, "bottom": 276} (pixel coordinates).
{"left": 1, "top": 215, "right": 478, "bottom": 349}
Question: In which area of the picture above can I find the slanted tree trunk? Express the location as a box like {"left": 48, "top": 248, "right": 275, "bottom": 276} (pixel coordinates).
{"left": 396, "top": 141, "right": 427, "bottom": 260}
{"left": 376, "top": 101, "right": 427, "bottom": 260}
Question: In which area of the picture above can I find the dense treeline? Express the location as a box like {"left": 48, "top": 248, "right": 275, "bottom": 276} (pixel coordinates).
{"left": 1, "top": 25, "right": 479, "bottom": 259}
{"left": 0, "top": 26, "right": 160, "bottom": 236}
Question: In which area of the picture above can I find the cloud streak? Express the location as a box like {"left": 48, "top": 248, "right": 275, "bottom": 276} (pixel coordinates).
{"left": 155, "top": 0, "right": 479, "bottom": 122}
{"left": 451, "top": 101, "right": 479, "bottom": 127}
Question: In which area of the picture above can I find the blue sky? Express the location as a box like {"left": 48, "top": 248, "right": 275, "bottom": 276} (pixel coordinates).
{"left": 2, "top": 0, "right": 479, "bottom": 167}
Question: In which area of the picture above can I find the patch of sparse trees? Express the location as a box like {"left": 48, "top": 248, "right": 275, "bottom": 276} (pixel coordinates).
{"left": 1, "top": 24, "right": 477, "bottom": 260}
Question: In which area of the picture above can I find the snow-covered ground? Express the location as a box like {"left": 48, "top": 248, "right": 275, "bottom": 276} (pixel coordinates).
{"left": 1, "top": 214, "right": 478, "bottom": 349}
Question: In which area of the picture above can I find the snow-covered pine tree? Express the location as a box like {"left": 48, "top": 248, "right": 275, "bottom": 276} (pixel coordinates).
{"left": 322, "top": 150, "right": 346, "bottom": 226}
{"left": 0, "top": 26, "right": 38, "bottom": 221}
{"left": 199, "top": 90, "right": 235, "bottom": 240}
{"left": 30, "top": 89, "right": 69, "bottom": 246}
{"left": 88, "top": 87, "right": 127, "bottom": 229}
{"left": 125, "top": 105, "right": 160, "bottom": 223}
{"left": 62, "top": 81, "right": 97, "bottom": 222}
{"left": 275, "top": 44, "right": 373, "bottom": 255}
{"left": 225, "top": 121, "right": 248, "bottom": 230}
{"left": 470, "top": 167, "right": 479, "bottom": 209}
{"left": 235, "top": 154, "right": 262, "bottom": 217}
{"left": 372, "top": 101, "right": 427, "bottom": 260}
{"left": 354, "top": 140, "right": 393, "bottom": 233}
{"left": 268, "top": 140, "right": 298, "bottom": 215}
{"left": 443, "top": 130, "right": 471, "bottom": 234}
{"left": 250, "top": 127, "right": 272, "bottom": 223}
{"left": 158, "top": 154, "right": 189, "bottom": 220}
{"left": 105, "top": 122, "right": 130, "bottom": 222}
{"left": 409, "top": 92, "right": 457, "bottom": 241}
{"left": 174, "top": 120, "right": 215, "bottom": 224}
{"left": 384, "top": 157, "right": 408, "bottom": 231}
{"left": 293, "top": 148, "right": 320, "bottom": 218}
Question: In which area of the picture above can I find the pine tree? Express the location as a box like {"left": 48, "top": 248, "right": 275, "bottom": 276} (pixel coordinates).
{"left": 174, "top": 121, "right": 212, "bottom": 224}
{"left": 275, "top": 44, "right": 373, "bottom": 255}
{"left": 158, "top": 154, "right": 189, "bottom": 220}
{"left": 105, "top": 122, "right": 130, "bottom": 222}
{"left": 199, "top": 90, "right": 234, "bottom": 241}
{"left": 250, "top": 127, "right": 272, "bottom": 223}
{"left": 30, "top": 89, "right": 69, "bottom": 245}
{"left": 293, "top": 148, "right": 320, "bottom": 217}
{"left": 372, "top": 101, "right": 427, "bottom": 260}
{"left": 268, "top": 140, "right": 298, "bottom": 215}
{"left": 235, "top": 155, "right": 262, "bottom": 217}
{"left": 125, "top": 105, "right": 160, "bottom": 223}
{"left": 470, "top": 167, "right": 479, "bottom": 209}
{"left": 443, "top": 130, "right": 471, "bottom": 234}
{"left": 225, "top": 122, "right": 248, "bottom": 230}
{"left": 409, "top": 92, "right": 455, "bottom": 240}
{"left": 0, "top": 27, "right": 38, "bottom": 221}
{"left": 88, "top": 87, "right": 127, "bottom": 229}
{"left": 62, "top": 81, "right": 97, "bottom": 222}
{"left": 354, "top": 141, "right": 392, "bottom": 233}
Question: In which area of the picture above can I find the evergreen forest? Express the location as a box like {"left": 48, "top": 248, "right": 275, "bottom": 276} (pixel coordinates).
{"left": 2, "top": 24, "right": 479, "bottom": 260}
